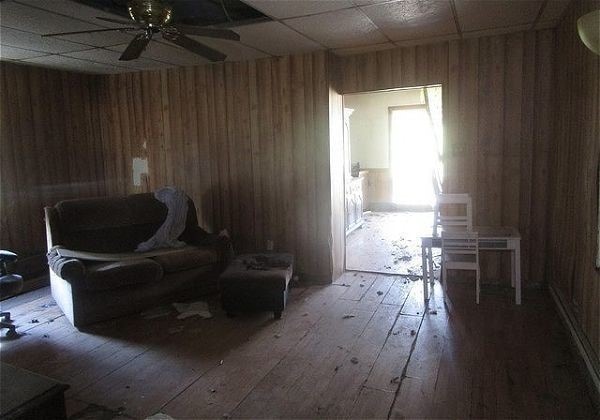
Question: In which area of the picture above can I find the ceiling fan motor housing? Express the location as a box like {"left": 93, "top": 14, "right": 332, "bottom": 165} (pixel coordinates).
{"left": 128, "top": 0, "right": 173, "bottom": 27}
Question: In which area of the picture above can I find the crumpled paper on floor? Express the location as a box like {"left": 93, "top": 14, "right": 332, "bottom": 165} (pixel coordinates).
{"left": 172, "top": 301, "right": 213, "bottom": 320}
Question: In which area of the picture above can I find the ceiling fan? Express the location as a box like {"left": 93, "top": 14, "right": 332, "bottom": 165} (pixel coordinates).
{"left": 42, "top": 0, "right": 240, "bottom": 62}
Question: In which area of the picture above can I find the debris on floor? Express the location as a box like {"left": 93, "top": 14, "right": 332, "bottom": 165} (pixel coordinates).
{"left": 410, "top": 329, "right": 416, "bottom": 336}
{"left": 30, "top": 319, "right": 39, "bottom": 323}
{"left": 141, "top": 305, "right": 172, "bottom": 320}
{"left": 168, "top": 326, "right": 184, "bottom": 334}
{"left": 173, "top": 301, "right": 212, "bottom": 320}
{"left": 429, "top": 310, "right": 438, "bottom": 315}
{"left": 219, "top": 360, "right": 224, "bottom": 365}
{"left": 350, "top": 357, "right": 359, "bottom": 364}
{"left": 390, "top": 376, "right": 400, "bottom": 384}
{"left": 342, "top": 314, "right": 356, "bottom": 319}
{"left": 377, "top": 291, "right": 384, "bottom": 296}
{"left": 274, "top": 334, "right": 281, "bottom": 339}
{"left": 146, "top": 412, "right": 176, "bottom": 420}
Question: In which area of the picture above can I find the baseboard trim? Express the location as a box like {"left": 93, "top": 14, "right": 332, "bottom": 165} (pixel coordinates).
{"left": 549, "top": 284, "right": 600, "bottom": 405}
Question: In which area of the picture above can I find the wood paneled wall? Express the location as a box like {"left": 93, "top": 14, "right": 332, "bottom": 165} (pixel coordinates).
{"left": 95, "top": 52, "right": 333, "bottom": 281}
{"left": 338, "top": 29, "right": 556, "bottom": 286}
{"left": 0, "top": 62, "right": 106, "bottom": 258}
{"left": 547, "top": 0, "right": 600, "bottom": 362}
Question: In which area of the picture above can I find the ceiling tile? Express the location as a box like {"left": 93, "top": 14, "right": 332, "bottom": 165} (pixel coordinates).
{"left": 0, "top": 45, "right": 49, "bottom": 60}
{"left": 538, "top": 0, "right": 570, "bottom": 25}
{"left": 333, "top": 41, "right": 396, "bottom": 56}
{"left": 135, "top": 40, "right": 210, "bottom": 67}
{"left": 462, "top": 23, "right": 531, "bottom": 39}
{"left": 394, "top": 32, "right": 460, "bottom": 47}
{"left": 188, "top": 36, "right": 270, "bottom": 62}
{"left": 242, "top": 0, "right": 354, "bottom": 19}
{"left": 15, "top": 0, "right": 131, "bottom": 27}
{"left": 361, "top": 0, "right": 456, "bottom": 41}
{"left": 22, "top": 54, "right": 131, "bottom": 74}
{"left": 285, "top": 8, "right": 388, "bottom": 48}
{"left": 0, "top": 0, "right": 103, "bottom": 35}
{"left": 0, "top": 26, "right": 93, "bottom": 54}
{"left": 64, "top": 47, "right": 172, "bottom": 70}
{"left": 56, "top": 30, "right": 135, "bottom": 48}
{"left": 236, "top": 21, "right": 323, "bottom": 55}
{"left": 352, "top": 0, "right": 393, "bottom": 5}
{"left": 454, "top": 0, "right": 544, "bottom": 32}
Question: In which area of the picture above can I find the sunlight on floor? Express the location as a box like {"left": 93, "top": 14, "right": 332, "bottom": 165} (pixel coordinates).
{"left": 346, "top": 211, "right": 436, "bottom": 275}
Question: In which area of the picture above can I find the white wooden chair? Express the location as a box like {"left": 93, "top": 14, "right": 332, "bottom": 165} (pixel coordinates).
{"left": 423, "top": 193, "right": 473, "bottom": 288}
{"left": 441, "top": 231, "right": 480, "bottom": 304}
{"left": 432, "top": 193, "right": 473, "bottom": 237}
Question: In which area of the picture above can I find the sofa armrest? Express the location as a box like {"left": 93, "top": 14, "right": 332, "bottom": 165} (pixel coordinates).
{"left": 184, "top": 227, "right": 234, "bottom": 269}
{"left": 47, "top": 248, "right": 86, "bottom": 284}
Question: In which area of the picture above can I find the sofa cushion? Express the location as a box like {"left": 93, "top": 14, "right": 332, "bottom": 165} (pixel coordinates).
{"left": 152, "top": 247, "right": 218, "bottom": 273}
{"left": 83, "top": 259, "right": 163, "bottom": 291}
{"left": 53, "top": 193, "right": 200, "bottom": 253}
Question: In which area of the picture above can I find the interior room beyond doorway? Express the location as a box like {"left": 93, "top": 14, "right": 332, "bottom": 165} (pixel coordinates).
{"left": 344, "top": 86, "right": 443, "bottom": 275}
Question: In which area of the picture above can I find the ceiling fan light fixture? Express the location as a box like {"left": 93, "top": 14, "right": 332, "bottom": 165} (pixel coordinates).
{"left": 128, "top": 0, "right": 172, "bottom": 27}
{"left": 577, "top": 10, "right": 600, "bottom": 55}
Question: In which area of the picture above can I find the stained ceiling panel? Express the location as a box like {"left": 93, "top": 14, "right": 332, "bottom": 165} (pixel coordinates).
{"left": 360, "top": 0, "right": 457, "bottom": 41}
{"left": 235, "top": 21, "right": 323, "bottom": 55}
{"left": 454, "top": 0, "right": 544, "bottom": 32}
{"left": 243, "top": 0, "right": 354, "bottom": 19}
{"left": 285, "top": 8, "right": 388, "bottom": 48}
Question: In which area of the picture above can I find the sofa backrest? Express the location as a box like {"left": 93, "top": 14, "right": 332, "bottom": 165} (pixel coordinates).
{"left": 46, "top": 193, "right": 199, "bottom": 253}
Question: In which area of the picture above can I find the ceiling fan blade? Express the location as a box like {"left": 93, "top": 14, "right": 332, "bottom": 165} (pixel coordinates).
{"left": 120, "top": 31, "right": 152, "bottom": 61}
{"left": 172, "top": 25, "right": 240, "bottom": 41}
{"left": 42, "top": 27, "right": 137, "bottom": 37}
{"left": 96, "top": 16, "right": 133, "bottom": 26}
{"left": 162, "top": 31, "right": 226, "bottom": 62}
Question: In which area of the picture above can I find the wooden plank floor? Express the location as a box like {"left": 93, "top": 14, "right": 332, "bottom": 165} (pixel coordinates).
{"left": 345, "top": 211, "right": 434, "bottom": 276}
{"left": 0, "top": 274, "right": 596, "bottom": 419}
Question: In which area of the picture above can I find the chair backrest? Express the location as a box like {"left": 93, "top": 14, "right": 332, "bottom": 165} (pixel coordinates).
{"left": 433, "top": 193, "right": 473, "bottom": 236}
{"left": 441, "top": 231, "right": 479, "bottom": 258}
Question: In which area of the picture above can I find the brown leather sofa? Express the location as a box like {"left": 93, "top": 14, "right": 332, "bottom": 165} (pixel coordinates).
{"left": 45, "top": 193, "right": 232, "bottom": 328}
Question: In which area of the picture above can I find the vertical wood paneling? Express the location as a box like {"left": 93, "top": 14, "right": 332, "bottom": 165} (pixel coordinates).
{"left": 91, "top": 51, "right": 332, "bottom": 281}
{"left": 547, "top": 0, "right": 600, "bottom": 360}
{"left": 339, "top": 30, "right": 555, "bottom": 286}
{"left": 0, "top": 62, "right": 107, "bottom": 258}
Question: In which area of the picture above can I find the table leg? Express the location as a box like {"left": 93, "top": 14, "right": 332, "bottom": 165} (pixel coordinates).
{"left": 511, "top": 244, "right": 516, "bottom": 288}
{"left": 422, "top": 244, "right": 429, "bottom": 302}
{"left": 515, "top": 241, "right": 522, "bottom": 305}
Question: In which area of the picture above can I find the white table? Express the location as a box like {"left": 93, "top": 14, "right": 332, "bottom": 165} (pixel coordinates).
{"left": 421, "top": 226, "right": 521, "bottom": 304}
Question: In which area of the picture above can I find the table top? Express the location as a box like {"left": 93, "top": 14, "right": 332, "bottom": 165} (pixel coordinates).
{"left": 422, "top": 226, "right": 521, "bottom": 240}
{"left": 0, "top": 362, "right": 69, "bottom": 418}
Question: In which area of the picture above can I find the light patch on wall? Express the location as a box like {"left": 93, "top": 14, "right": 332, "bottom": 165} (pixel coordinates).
{"left": 132, "top": 157, "right": 148, "bottom": 187}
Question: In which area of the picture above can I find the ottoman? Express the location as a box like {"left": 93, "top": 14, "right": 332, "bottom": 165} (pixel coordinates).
{"left": 219, "top": 253, "right": 294, "bottom": 319}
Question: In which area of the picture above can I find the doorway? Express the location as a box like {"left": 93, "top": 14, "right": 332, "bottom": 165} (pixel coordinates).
{"left": 343, "top": 85, "right": 443, "bottom": 275}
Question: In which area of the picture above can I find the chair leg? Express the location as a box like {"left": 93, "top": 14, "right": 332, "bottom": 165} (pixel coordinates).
{"left": 442, "top": 265, "right": 448, "bottom": 302}
{"left": 476, "top": 268, "right": 480, "bottom": 304}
